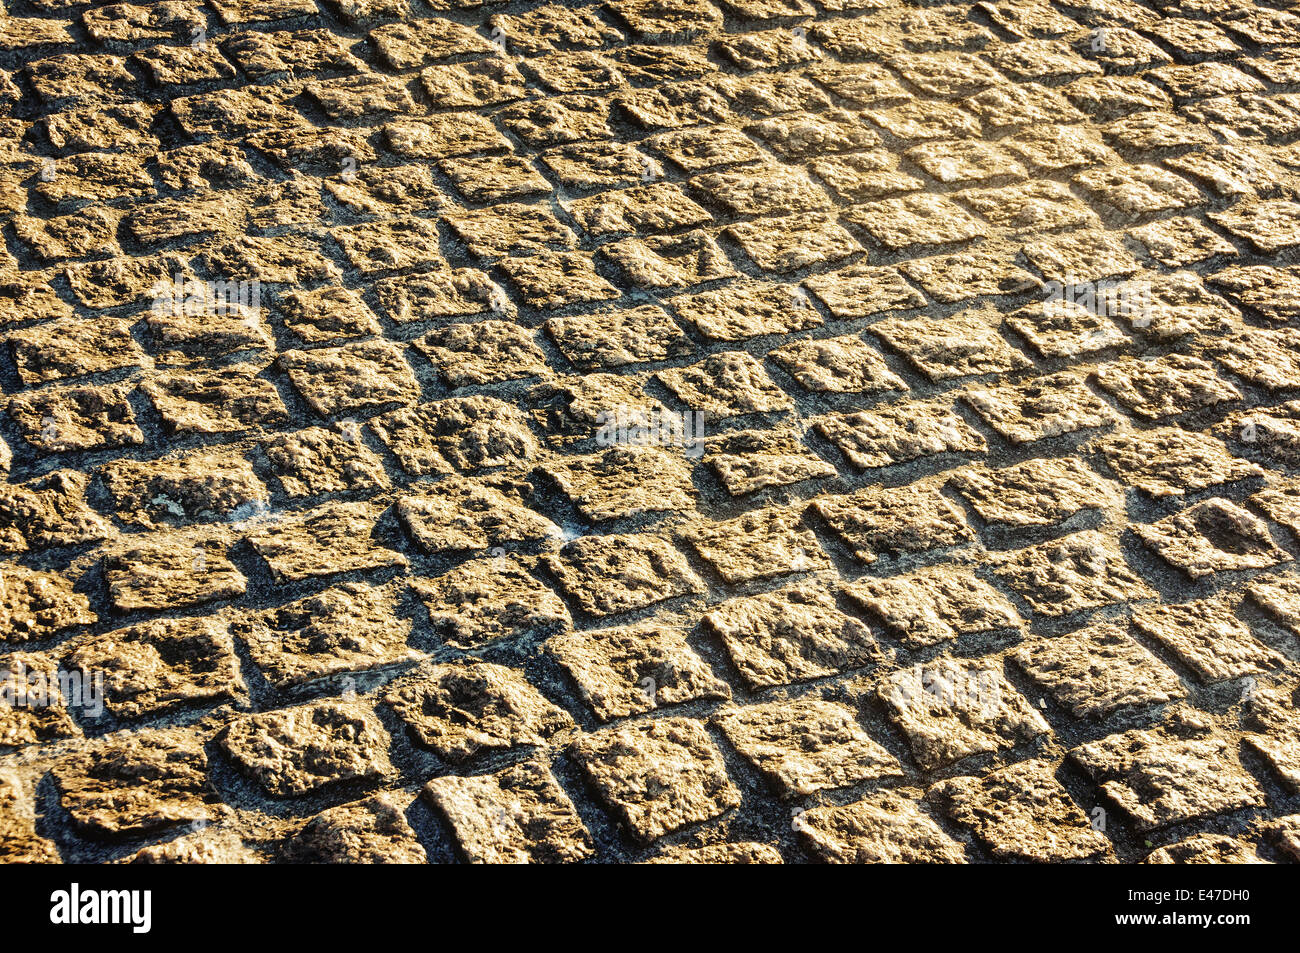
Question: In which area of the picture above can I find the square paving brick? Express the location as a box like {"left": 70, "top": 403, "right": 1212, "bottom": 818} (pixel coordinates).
{"left": 601, "top": 230, "right": 736, "bottom": 289}
{"left": 280, "top": 341, "right": 420, "bottom": 419}
{"left": 7, "top": 384, "right": 144, "bottom": 454}
{"left": 413, "top": 556, "right": 571, "bottom": 649}
{"left": 548, "top": 622, "right": 730, "bottom": 721}
{"left": 99, "top": 449, "right": 268, "bottom": 529}
{"left": 815, "top": 398, "right": 987, "bottom": 470}
{"left": 1133, "top": 598, "right": 1285, "bottom": 684}
{"left": 413, "top": 320, "right": 549, "bottom": 388}
{"left": 384, "top": 660, "right": 571, "bottom": 763}
{"left": 843, "top": 194, "right": 986, "bottom": 249}
{"left": 964, "top": 372, "right": 1121, "bottom": 445}
{"left": 396, "top": 476, "right": 558, "bottom": 554}
{"left": 990, "top": 530, "right": 1156, "bottom": 618}
{"left": 873, "top": 307, "right": 1031, "bottom": 382}
{"left": 567, "top": 183, "right": 711, "bottom": 237}
{"left": 875, "top": 657, "right": 1050, "bottom": 770}
{"left": 796, "top": 790, "right": 966, "bottom": 864}
{"left": 686, "top": 506, "right": 829, "bottom": 584}
{"left": 1241, "top": 686, "right": 1300, "bottom": 794}
{"left": 714, "top": 697, "right": 902, "bottom": 798}
{"left": 232, "top": 582, "right": 414, "bottom": 691}
{"left": 142, "top": 364, "right": 290, "bottom": 436}
{"left": 844, "top": 565, "right": 1021, "bottom": 649}
{"left": 570, "top": 717, "right": 740, "bottom": 844}
{"left": 1014, "top": 622, "right": 1186, "bottom": 718}
{"left": 929, "top": 758, "right": 1111, "bottom": 862}
{"left": 1134, "top": 498, "right": 1289, "bottom": 580}
{"left": 1093, "top": 427, "right": 1261, "bottom": 498}
{"left": 501, "top": 251, "right": 622, "bottom": 309}
{"left": 546, "top": 532, "right": 704, "bottom": 617}
{"left": 811, "top": 483, "right": 973, "bottom": 564}
{"left": 702, "top": 580, "right": 882, "bottom": 689}
{"left": 1070, "top": 708, "right": 1266, "bottom": 831}
{"left": 424, "top": 759, "right": 594, "bottom": 864}
{"left": 727, "top": 213, "right": 863, "bottom": 274}
{"left": 657, "top": 351, "right": 793, "bottom": 418}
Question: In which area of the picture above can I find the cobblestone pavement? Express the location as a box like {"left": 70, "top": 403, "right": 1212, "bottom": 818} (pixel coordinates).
{"left": 1, "top": 0, "right": 1299, "bottom": 866}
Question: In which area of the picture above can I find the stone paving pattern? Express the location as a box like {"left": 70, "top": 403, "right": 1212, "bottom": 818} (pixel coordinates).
{"left": 0, "top": 0, "right": 1299, "bottom": 864}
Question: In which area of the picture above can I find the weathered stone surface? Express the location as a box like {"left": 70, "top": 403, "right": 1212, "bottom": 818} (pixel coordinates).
{"left": 1135, "top": 498, "right": 1288, "bottom": 580}
{"left": 815, "top": 399, "right": 987, "bottom": 470}
{"left": 964, "top": 372, "right": 1121, "bottom": 444}
{"left": 686, "top": 506, "right": 829, "bottom": 584}
{"left": 373, "top": 397, "right": 538, "bottom": 476}
{"left": 1133, "top": 598, "right": 1284, "bottom": 684}
{"left": 1015, "top": 623, "right": 1186, "bottom": 718}
{"left": 797, "top": 790, "right": 966, "bottom": 864}
{"left": 281, "top": 793, "right": 426, "bottom": 864}
{"left": 703, "top": 580, "right": 881, "bottom": 689}
{"left": 413, "top": 557, "right": 570, "bottom": 649}
{"left": 232, "top": 583, "right": 414, "bottom": 691}
{"left": 247, "top": 502, "right": 406, "bottom": 583}
{"left": 1070, "top": 707, "right": 1266, "bottom": 831}
{"left": 386, "top": 660, "right": 571, "bottom": 763}
{"left": 876, "top": 658, "right": 1050, "bottom": 770}
{"left": 221, "top": 701, "right": 391, "bottom": 797}
{"left": 1094, "top": 355, "right": 1240, "bottom": 420}
{"left": 844, "top": 565, "right": 1020, "bottom": 649}
{"left": 547, "top": 533, "right": 703, "bottom": 617}
{"left": 0, "top": 652, "right": 80, "bottom": 747}
{"left": 262, "top": 426, "right": 390, "bottom": 498}
{"left": 705, "top": 428, "right": 836, "bottom": 496}
{"left": 548, "top": 622, "right": 729, "bottom": 721}
{"left": 990, "top": 531, "right": 1155, "bottom": 618}
{"left": 0, "top": 772, "right": 60, "bottom": 862}
{"left": 105, "top": 531, "right": 247, "bottom": 613}
{"left": 1094, "top": 427, "right": 1262, "bottom": 498}
{"left": 543, "top": 446, "right": 695, "bottom": 522}
{"left": 644, "top": 841, "right": 783, "bottom": 864}
{"left": 811, "top": 484, "right": 973, "bottom": 564}
{"left": 53, "top": 730, "right": 213, "bottom": 837}
{"left": 770, "top": 334, "right": 905, "bottom": 395}
{"left": 279, "top": 341, "right": 420, "bottom": 419}
{"left": 425, "top": 759, "right": 594, "bottom": 864}
{"left": 1144, "top": 834, "right": 1267, "bottom": 865}
{"left": 571, "top": 717, "right": 740, "bottom": 844}
{"left": 949, "top": 457, "right": 1123, "bottom": 528}
{"left": 714, "top": 698, "right": 901, "bottom": 798}
{"left": 142, "top": 365, "right": 289, "bottom": 436}
{"left": 1241, "top": 686, "right": 1300, "bottom": 793}
{"left": 0, "top": 565, "right": 95, "bottom": 643}
{"left": 397, "top": 477, "right": 558, "bottom": 554}
{"left": 930, "top": 759, "right": 1111, "bottom": 862}
{"left": 99, "top": 450, "right": 268, "bottom": 530}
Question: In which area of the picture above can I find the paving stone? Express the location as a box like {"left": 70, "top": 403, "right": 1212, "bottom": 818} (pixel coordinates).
{"left": 0, "top": 773, "right": 60, "bottom": 862}
{"left": 385, "top": 660, "right": 571, "bottom": 763}
{"left": 815, "top": 398, "right": 987, "bottom": 470}
{"left": 657, "top": 352, "right": 792, "bottom": 418}
{"left": 543, "top": 446, "right": 696, "bottom": 522}
{"left": 843, "top": 194, "right": 986, "bottom": 249}
{"left": 233, "top": 582, "right": 413, "bottom": 691}
{"left": 1005, "top": 123, "right": 1119, "bottom": 172}
{"left": 502, "top": 251, "right": 622, "bottom": 309}
{"left": 280, "top": 341, "right": 420, "bottom": 419}
{"left": 66, "top": 616, "right": 244, "bottom": 720}
{"left": 424, "top": 759, "right": 594, "bottom": 864}
{"left": 369, "top": 17, "right": 492, "bottom": 69}
{"left": 540, "top": 141, "right": 657, "bottom": 191}
{"left": 221, "top": 701, "right": 391, "bottom": 797}
{"left": 1094, "top": 426, "right": 1262, "bottom": 498}
{"left": 690, "top": 165, "right": 829, "bottom": 216}
{"left": 1015, "top": 623, "right": 1186, "bottom": 718}
{"left": 0, "top": 651, "right": 80, "bottom": 747}
{"left": 796, "top": 790, "right": 966, "bottom": 864}
{"left": 248, "top": 501, "right": 406, "bottom": 583}
{"left": 802, "top": 264, "right": 926, "bottom": 319}
{"left": 105, "top": 530, "right": 246, "bottom": 613}
{"left": 989, "top": 530, "right": 1156, "bottom": 618}
{"left": 1133, "top": 598, "right": 1285, "bottom": 683}
{"left": 702, "top": 579, "right": 881, "bottom": 689}
{"left": 873, "top": 307, "right": 1030, "bottom": 382}
{"left": 396, "top": 477, "right": 558, "bottom": 554}
{"left": 439, "top": 154, "right": 551, "bottom": 203}
{"left": 844, "top": 565, "right": 1021, "bottom": 649}
{"left": 262, "top": 425, "right": 389, "bottom": 498}
{"left": 571, "top": 717, "right": 740, "bottom": 844}
{"left": 715, "top": 697, "right": 901, "bottom": 798}
{"left": 373, "top": 396, "right": 539, "bottom": 476}
{"left": 1251, "top": 481, "right": 1300, "bottom": 538}
{"left": 413, "top": 320, "right": 549, "bottom": 388}
{"left": 1070, "top": 707, "right": 1266, "bottom": 831}
{"left": 686, "top": 506, "right": 829, "bottom": 584}
{"left": 1210, "top": 199, "right": 1300, "bottom": 254}
{"left": 1208, "top": 265, "right": 1300, "bottom": 322}
{"left": 770, "top": 334, "right": 905, "bottom": 395}
{"left": 1094, "top": 355, "right": 1241, "bottom": 421}
{"left": 281, "top": 793, "right": 426, "bottom": 864}
{"left": 964, "top": 372, "right": 1122, "bottom": 445}
{"left": 142, "top": 364, "right": 290, "bottom": 436}
{"left": 1143, "top": 834, "right": 1267, "bottom": 865}
{"left": 7, "top": 317, "right": 141, "bottom": 386}
{"left": 811, "top": 483, "right": 972, "bottom": 565}
{"left": 963, "top": 82, "right": 1085, "bottom": 131}
{"left": 546, "top": 532, "right": 704, "bottom": 617}
{"left": 875, "top": 657, "right": 1050, "bottom": 770}
{"left": 372, "top": 268, "right": 504, "bottom": 324}
{"left": 671, "top": 280, "right": 823, "bottom": 341}
{"left": 0, "top": 471, "right": 111, "bottom": 554}
{"left": 385, "top": 114, "right": 512, "bottom": 160}
{"left": 601, "top": 231, "right": 736, "bottom": 290}
{"left": 644, "top": 841, "right": 783, "bottom": 864}
{"left": 949, "top": 457, "right": 1123, "bottom": 529}
{"left": 705, "top": 428, "right": 837, "bottom": 495}
{"left": 546, "top": 304, "right": 690, "bottom": 371}
{"left": 98, "top": 449, "right": 266, "bottom": 531}
{"left": 53, "top": 730, "right": 213, "bottom": 837}
{"left": 7, "top": 383, "right": 144, "bottom": 454}
{"left": 865, "top": 100, "right": 982, "bottom": 141}
{"left": 0, "top": 565, "right": 95, "bottom": 644}
{"left": 809, "top": 151, "right": 924, "bottom": 203}
{"left": 413, "top": 556, "right": 571, "bottom": 649}
{"left": 929, "top": 758, "right": 1111, "bottom": 862}
{"left": 1135, "top": 498, "right": 1289, "bottom": 580}
{"left": 420, "top": 57, "right": 528, "bottom": 108}
{"left": 727, "top": 213, "right": 862, "bottom": 274}
{"left": 548, "top": 622, "right": 729, "bottom": 721}
{"left": 649, "top": 125, "right": 766, "bottom": 172}
{"left": 1131, "top": 216, "right": 1238, "bottom": 268}
{"left": 1241, "top": 686, "right": 1300, "bottom": 793}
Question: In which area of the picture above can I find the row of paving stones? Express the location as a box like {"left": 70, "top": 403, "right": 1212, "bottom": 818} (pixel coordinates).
{"left": 3, "top": 0, "right": 1300, "bottom": 862}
